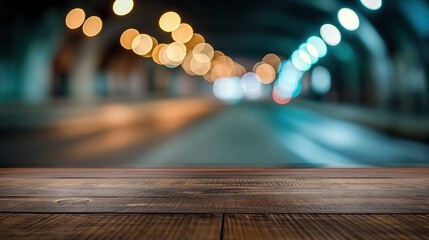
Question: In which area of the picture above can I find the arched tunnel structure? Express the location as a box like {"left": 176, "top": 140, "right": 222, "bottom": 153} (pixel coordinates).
{"left": 0, "top": 0, "right": 429, "bottom": 168}
{"left": 1, "top": 0, "right": 428, "bottom": 111}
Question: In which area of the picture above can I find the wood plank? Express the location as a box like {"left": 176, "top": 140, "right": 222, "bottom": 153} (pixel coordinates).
{"left": 0, "top": 169, "right": 428, "bottom": 214}
{"left": 1, "top": 177, "right": 427, "bottom": 197}
{"left": 0, "top": 196, "right": 427, "bottom": 214}
{"left": 1, "top": 168, "right": 428, "bottom": 178}
{"left": 224, "top": 214, "right": 429, "bottom": 240}
{"left": 0, "top": 213, "right": 222, "bottom": 240}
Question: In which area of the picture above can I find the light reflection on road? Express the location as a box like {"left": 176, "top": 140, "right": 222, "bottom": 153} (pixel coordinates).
{"left": 135, "top": 104, "right": 429, "bottom": 167}
{"left": 2, "top": 102, "right": 428, "bottom": 168}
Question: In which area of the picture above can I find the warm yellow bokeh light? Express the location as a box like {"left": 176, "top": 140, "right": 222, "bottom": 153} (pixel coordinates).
{"left": 190, "top": 57, "right": 211, "bottom": 76}
{"left": 232, "top": 63, "right": 246, "bottom": 77}
{"left": 255, "top": 62, "right": 276, "bottom": 84}
{"left": 65, "top": 8, "right": 86, "bottom": 29}
{"left": 156, "top": 43, "right": 183, "bottom": 68}
{"left": 193, "top": 43, "right": 214, "bottom": 62}
{"left": 82, "top": 16, "right": 103, "bottom": 37}
{"left": 181, "top": 53, "right": 195, "bottom": 75}
{"left": 158, "top": 44, "right": 170, "bottom": 65}
{"left": 262, "top": 53, "right": 281, "bottom": 71}
{"left": 172, "top": 23, "right": 193, "bottom": 43}
{"left": 210, "top": 56, "right": 234, "bottom": 80}
{"left": 159, "top": 42, "right": 182, "bottom": 68}
{"left": 210, "top": 63, "right": 224, "bottom": 80}
{"left": 143, "top": 37, "right": 159, "bottom": 58}
{"left": 113, "top": 0, "right": 134, "bottom": 16}
{"left": 203, "top": 73, "right": 214, "bottom": 82}
{"left": 213, "top": 50, "right": 225, "bottom": 60}
{"left": 159, "top": 11, "right": 181, "bottom": 32}
{"left": 252, "top": 62, "right": 264, "bottom": 72}
{"left": 152, "top": 44, "right": 167, "bottom": 65}
{"left": 185, "top": 33, "right": 205, "bottom": 51}
{"left": 131, "top": 34, "right": 153, "bottom": 55}
{"left": 120, "top": 28, "right": 139, "bottom": 49}
{"left": 166, "top": 42, "right": 187, "bottom": 63}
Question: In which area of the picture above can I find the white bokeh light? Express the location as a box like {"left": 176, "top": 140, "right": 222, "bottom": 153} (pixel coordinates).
{"left": 291, "top": 50, "right": 311, "bottom": 71}
{"left": 299, "top": 43, "right": 318, "bottom": 64}
{"left": 241, "top": 73, "right": 263, "bottom": 99}
{"left": 360, "top": 0, "right": 382, "bottom": 10}
{"left": 338, "top": 8, "right": 360, "bottom": 31}
{"left": 307, "top": 36, "right": 327, "bottom": 58}
{"left": 213, "top": 77, "right": 244, "bottom": 102}
{"left": 306, "top": 43, "right": 319, "bottom": 59}
{"left": 320, "top": 24, "right": 341, "bottom": 46}
{"left": 113, "top": 0, "right": 134, "bottom": 16}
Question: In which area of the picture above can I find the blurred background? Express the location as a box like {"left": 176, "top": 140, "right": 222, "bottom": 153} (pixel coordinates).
{"left": 0, "top": 0, "right": 428, "bottom": 168}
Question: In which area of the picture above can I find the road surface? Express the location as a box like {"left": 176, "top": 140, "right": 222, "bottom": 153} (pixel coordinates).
{"left": 1, "top": 101, "right": 428, "bottom": 167}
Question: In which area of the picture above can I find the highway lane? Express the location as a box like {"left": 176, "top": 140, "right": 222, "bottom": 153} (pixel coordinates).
{"left": 133, "top": 103, "right": 429, "bottom": 167}
{"left": 1, "top": 101, "right": 428, "bottom": 167}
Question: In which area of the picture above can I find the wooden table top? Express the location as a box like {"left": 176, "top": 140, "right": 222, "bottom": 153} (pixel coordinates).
{"left": 1, "top": 168, "right": 428, "bottom": 239}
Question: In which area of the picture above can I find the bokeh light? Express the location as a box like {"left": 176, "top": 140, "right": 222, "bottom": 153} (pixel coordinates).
{"left": 210, "top": 56, "right": 234, "bottom": 80}
{"left": 213, "top": 77, "right": 244, "bottom": 102}
{"left": 311, "top": 66, "right": 332, "bottom": 94}
{"left": 298, "top": 50, "right": 311, "bottom": 64}
{"left": 307, "top": 36, "right": 327, "bottom": 58}
{"left": 131, "top": 34, "right": 153, "bottom": 55}
{"left": 360, "top": 0, "right": 382, "bottom": 10}
{"left": 65, "top": 8, "right": 86, "bottom": 29}
{"left": 82, "top": 16, "right": 103, "bottom": 37}
{"left": 190, "top": 55, "right": 211, "bottom": 75}
{"left": 272, "top": 88, "right": 292, "bottom": 105}
{"left": 320, "top": 24, "right": 341, "bottom": 46}
{"left": 213, "top": 50, "right": 225, "bottom": 59}
{"left": 165, "top": 42, "right": 187, "bottom": 66}
{"left": 276, "top": 60, "right": 303, "bottom": 99}
{"left": 299, "top": 44, "right": 318, "bottom": 64}
{"left": 185, "top": 33, "right": 205, "bottom": 51}
{"left": 338, "top": 8, "right": 360, "bottom": 31}
{"left": 241, "top": 73, "right": 263, "bottom": 99}
{"left": 159, "top": 12, "right": 181, "bottom": 32}
{"left": 158, "top": 44, "right": 172, "bottom": 66}
{"left": 120, "top": 28, "right": 139, "bottom": 50}
{"left": 181, "top": 53, "right": 195, "bottom": 75}
{"left": 262, "top": 53, "right": 281, "bottom": 71}
{"left": 113, "top": 0, "right": 134, "bottom": 16}
{"left": 305, "top": 43, "right": 319, "bottom": 59}
{"left": 192, "top": 43, "right": 214, "bottom": 62}
{"left": 143, "top": 37, "right": 159, "bottom": 58}
{"left": 291, "top": 50, "right": 311, "bottom": 71}
{"left": 254, "top": 62, "right": 276, "bottom": 84}
{"left": 232, "top": 63, "right": 246, "bottom": 77}
{"left": 172, "top": 23, "right": 193, "bottom": 43}
{"left": 152, "top": 43, "right": 167, "bottom": 65}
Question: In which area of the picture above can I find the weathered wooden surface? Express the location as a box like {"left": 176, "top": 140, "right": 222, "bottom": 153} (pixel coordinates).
{"left": 1, "top": 213, "right": 428, "bottom": 240}
{"left": 0, "top": 168, "right": 428, "bottom": 239}
{"left": 224, "top": 214, "right": 429, "bottom": 240}
{"left": 0, "top": 169, "right": 428, "bottom": 213}
{"left": 0, "top": 213, "right": 222, "bottom": 240}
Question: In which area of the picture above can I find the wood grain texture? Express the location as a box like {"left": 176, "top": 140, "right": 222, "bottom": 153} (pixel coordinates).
{"left": 1, "top": 213, "right": 428, "bottom": 240}
{"left": 0, "top": 213, "right": 222, "bottom": 240}
{"left": 223, "top": 214, "right": 429, "bottom": 240}
{"left": 1, "top": 168, "right": 428, "bottom": 178}
{"left": 0, "top": 169, "right": 428, "bottom": 213}
{"left": 0, "top": 169, "right": 428, "bottom": 239}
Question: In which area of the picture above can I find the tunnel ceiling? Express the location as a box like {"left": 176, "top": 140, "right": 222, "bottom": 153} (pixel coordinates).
{"left": 1, "top": 0, "right": 429, "bottom": 110}
{"left": 2, "top": 0, "right": 428, "bottom": 59}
